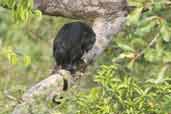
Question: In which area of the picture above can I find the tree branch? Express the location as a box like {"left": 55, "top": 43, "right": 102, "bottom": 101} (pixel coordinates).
{"left": 83, "top": 12, "right": 127, "bottom": 63}
{"left": 34, "top": 0, "right": 128, "bottom": 20}
{"left": 12, "top": 70, "right": 72, "bottom": 114}
{"left": 12, "top": 0, "right": 128, "bottom": 114}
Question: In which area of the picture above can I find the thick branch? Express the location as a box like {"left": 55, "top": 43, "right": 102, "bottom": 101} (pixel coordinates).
{"left": 34, "top": 0, "right": 128, "bottom": 20}
{"left": 12, "top": 70, "right": 72, "bottom": 114}
{"left": 83, "top": 11, "right": 127, "bottom": 63}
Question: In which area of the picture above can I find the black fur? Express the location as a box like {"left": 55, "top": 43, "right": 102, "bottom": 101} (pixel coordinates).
{"left": 53, "top": 22, "right": 96, "bottom": 73}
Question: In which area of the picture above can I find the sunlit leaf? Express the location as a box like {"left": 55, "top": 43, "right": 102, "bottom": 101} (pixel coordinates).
{"left": 23, "top": 55, "right": 31, "bottom": 66}
{"left": 127, "top": 7, "right": 143, "bottom": 25}
{"left": 117, "top": 43, "right": 135, "bottom": 52}
{"left": 160, "top": 20, "right": 171, "bottom": 42}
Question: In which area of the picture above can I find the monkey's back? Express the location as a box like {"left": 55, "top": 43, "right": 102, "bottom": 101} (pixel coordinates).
{"left": 53, "top": 22, "right": 95, "bottom": 72}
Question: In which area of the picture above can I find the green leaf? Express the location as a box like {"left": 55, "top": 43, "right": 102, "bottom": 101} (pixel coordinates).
{"left": 136, "top": 21, "right": 156, "bottom": 36}
{"left": 33, "top": 10, "right": 42, "bottom": 17}
{"left": 23, "top": 55, "right": 31, "bottom": 66}
{"left": 131, "top": 38, "right": 147, "bottom": 49}
{"left": 160, "top": 21, "right": 171, "bottom": 42}
{"left": 153, "top": 2, "right": 163, "bottom": 12}
{"left": 163, "top": 52, "right": 171, "bottom": 63}
{"left": 8, "top": 53, "right": 18, "bottom": 65}
{"left": 117, "top": 43, "right": 135, "bottom": 52}
{"left": 144, "top": 49, "right": 162, "bottom": 62}
{"left": 127, "top": 7, "right": 143, "bottom": 25}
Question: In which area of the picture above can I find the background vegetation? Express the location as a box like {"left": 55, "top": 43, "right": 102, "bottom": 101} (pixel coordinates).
{"left": 0, "top": 0, "right": 171, "bottom": 114}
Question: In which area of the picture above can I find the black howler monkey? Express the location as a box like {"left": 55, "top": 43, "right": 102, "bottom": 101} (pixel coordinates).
{"left": 53, "top": 22, "right": 96, "bottom": 73}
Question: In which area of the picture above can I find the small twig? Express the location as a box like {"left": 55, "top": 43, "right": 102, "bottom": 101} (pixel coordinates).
{"left": 148, "top": 33, "right": 159, "bottom": 48}
{"left": 4, "top": 90, "right": 18, "bottom": 102}
{"left": 135, "top": 33, "right": 159, "bottom": 60}
{"left": 113, "top": 33, "right": 160, "bottom": 63}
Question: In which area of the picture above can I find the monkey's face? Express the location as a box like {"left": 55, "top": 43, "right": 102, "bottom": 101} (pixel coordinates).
{"left": 82, "top": 31, "right": 96, "bottom": 52}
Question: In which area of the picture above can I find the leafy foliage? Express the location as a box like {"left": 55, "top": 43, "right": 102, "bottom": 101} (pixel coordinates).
{"left": 0, "top": 7, "right": 70, "bottom": 114}
{"left": 0, "top": 0, "right": 41, "bottom": 22}
{"left": 66, "top": 65, "right": 171, "bottom": 114}
{"left": 57, "top": 0, "right": 171, "bottom": 114}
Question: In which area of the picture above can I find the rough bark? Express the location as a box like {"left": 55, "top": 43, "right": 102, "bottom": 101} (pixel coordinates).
{"left": 34, "top": 0, "right": 128, "bottom": 20}
{"left": 12, "top": 70, "right": 72, "bottom": 114}
{"left": 12, "top": 0, "right": 128, "bottom": 114}
{"left": 83, "top": 13, "right": 127, "bottom": 63}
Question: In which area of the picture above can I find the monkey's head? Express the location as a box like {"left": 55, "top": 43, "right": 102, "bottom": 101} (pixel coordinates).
{"left": 81, "top": 26, "right": 96, "bottom": 52}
